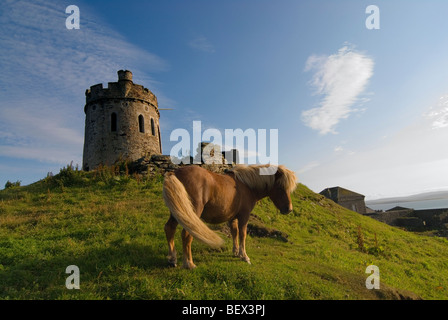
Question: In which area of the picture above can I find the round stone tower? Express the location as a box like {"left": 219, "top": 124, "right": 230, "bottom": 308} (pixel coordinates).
{"left": 82, "top": 70, "right": 162, "bottom": 171}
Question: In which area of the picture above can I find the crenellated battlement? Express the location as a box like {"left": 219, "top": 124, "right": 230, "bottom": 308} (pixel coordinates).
{"left": 85, "top": 70, "right": 158, "bottom": 112}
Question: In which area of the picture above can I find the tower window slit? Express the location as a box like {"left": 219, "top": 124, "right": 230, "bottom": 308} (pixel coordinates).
{"left": 151, "top": 118, "right": 155, "bottom": 136}
{"left": 111, "top": 112, "right": 117, "bottom": 132}
{"left": 139, "top": 115, "right": 145, "bottom": 133}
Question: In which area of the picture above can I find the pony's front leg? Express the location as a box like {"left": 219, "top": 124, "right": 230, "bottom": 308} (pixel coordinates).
{"left": 181, "top": 229, "right": 197, "bottom": 269}
{"left": 164, "top": 215, "right": 178, "bottom": 267}
{"left": 228, "top": 219, "right": 239, "bottom": 256}
{"left": 238, "top": 220, "right": 251, "bottom": 264}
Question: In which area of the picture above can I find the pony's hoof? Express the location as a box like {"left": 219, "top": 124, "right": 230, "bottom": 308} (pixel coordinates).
{"left": 240, "top": 256, "right": 251, "bottom": 264}
{"left": 167, "top": 257, "right": 177, "bottom": 267}
{"left": 182, "top": 262, "right": 197, "bottom": 269}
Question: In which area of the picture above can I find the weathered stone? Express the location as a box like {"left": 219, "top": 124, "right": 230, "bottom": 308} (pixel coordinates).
{"left": 151, "top": 154, "right": 171, "bottom": 162}
{"left": 82, "top": 70, "right": 162, "bottom": 171}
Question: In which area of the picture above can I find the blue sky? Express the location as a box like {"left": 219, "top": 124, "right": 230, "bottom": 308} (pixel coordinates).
{"left": 2, "top": 0, "right": 448, "bottom": 199}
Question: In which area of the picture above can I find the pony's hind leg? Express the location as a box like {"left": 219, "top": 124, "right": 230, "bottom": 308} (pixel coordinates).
{"left": 164, "top": 214, "right": 178, "bottom": 267}
{"left": 228, "top": 219, "right": 239, "bottom": 256}
{"left": 181, "top": 229, "right": 197, "bottom": 269}
{"left": 238, "top": 219, "right": 251, "bottom": 264}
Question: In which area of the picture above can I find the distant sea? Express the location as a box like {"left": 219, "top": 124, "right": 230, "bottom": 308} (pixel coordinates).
{"left": 366, "top": 198, "right": 448, "bottom": 211}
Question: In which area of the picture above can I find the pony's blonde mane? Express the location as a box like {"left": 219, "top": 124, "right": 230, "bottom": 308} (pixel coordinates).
{"left": 229, "top": 164, "right": 297, "bottom": 194}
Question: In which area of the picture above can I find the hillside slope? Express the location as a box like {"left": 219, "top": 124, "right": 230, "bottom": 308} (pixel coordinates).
{"left": 1, "top": 167, "right": 447, "bottom": 299}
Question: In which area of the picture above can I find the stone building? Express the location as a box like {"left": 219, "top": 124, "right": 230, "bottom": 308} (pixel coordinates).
{"left": 82, "top": 70, "right": 162, "bottom": 171}
{"left": 368, "top": 206, "right": 448, "bottom": 230}
{"left": 320, "top": 186, "right": 367, "bottom": 214}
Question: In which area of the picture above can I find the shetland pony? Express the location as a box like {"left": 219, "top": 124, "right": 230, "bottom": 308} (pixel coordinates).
{"left": 162, "top": 164, "right": 297, "bottom": 269}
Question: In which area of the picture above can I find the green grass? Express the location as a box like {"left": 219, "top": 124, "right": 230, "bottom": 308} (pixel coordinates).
{"left": 1, "top": 166, "right": 448, "bottom": 299}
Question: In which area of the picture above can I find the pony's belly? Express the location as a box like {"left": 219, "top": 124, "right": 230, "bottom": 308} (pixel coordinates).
{"left": 201, "top": 206, "right": 236, "bottom": 224}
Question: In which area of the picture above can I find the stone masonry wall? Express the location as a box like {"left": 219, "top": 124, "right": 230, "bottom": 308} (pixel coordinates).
{"left": 128, "top": 155, "right": 234, "bottom": 176}
{"left": 83, "top": 70, "right": 162, "bottom": 171}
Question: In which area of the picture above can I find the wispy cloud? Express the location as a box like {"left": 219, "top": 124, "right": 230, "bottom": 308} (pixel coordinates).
{"left": 426, "top": 95, "right": 448, "bottom": 129}
{"left": 0, "top": 1, "right": 167, "bottom": 97}
{"left": 0, "top": 0, "right": 169, "bottom": 165}
{"left": 297, "top": 161, "right": 320, "bottom": 175}
{"left": 188, "top": 36, "right": 215, "bottom": 53}
{"left": 0, "top": 98, "right": 83, "bottom": 164}
{"left": 302, "top": 45, "right": 374, "bottom": 135}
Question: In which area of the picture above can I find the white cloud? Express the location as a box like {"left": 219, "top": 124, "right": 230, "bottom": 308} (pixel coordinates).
{"left": 299, "top": 93, "right": 448, "bottom": 199}
{"left": 297, "top": 161, "right": 320, "bottom": 175}
{"left": 0, "top": 101, "right": 83, "bottom": 145}
{"left": 188, "top": 36, "right": 215, "bottom": 53}
{"left": 302, "top": 46, "right": 374, "bottom": 135}
{"left": 0, "top": 97, "right": 84, "bottom": 164}
{"left": 0, "top": 146, "right": 81, "bottom": 165}
{"left": 334, "top": 146, "right": 344, "bottom": 153}
{"left": 0, "top": 0, "right": 168, "bottom": 97}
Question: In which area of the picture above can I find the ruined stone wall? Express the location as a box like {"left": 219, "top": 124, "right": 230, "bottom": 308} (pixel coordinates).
{"left": 83, "top": 70, "right": 162, "bottom": 170}
{"left": 367, "top": 208, "right": 448, "bottom": 231}
{"left": 367, "top": 209, "right": 413, "bottom": 225}
{"left": 128, "top": 155, "right": 234, "bottom": 176}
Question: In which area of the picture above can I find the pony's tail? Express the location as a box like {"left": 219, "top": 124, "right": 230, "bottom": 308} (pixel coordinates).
{"left": 162, "top": 172, "right": 225, "bottom": 249}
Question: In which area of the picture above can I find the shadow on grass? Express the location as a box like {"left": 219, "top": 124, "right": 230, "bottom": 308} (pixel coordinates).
{"left": 0, "top": 242, "right": 167, "bottom": 299}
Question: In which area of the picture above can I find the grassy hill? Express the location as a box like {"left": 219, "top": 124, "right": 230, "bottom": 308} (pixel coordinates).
{"left": 1, "top": 165, "right": 448, "bottom": 300}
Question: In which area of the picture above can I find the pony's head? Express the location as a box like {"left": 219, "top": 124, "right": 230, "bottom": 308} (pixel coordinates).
{"left": 268, "top": 166, "right": 297, "bottom": 214}
{"left": 230, "top": 164, "right": 297, "bottom": 214}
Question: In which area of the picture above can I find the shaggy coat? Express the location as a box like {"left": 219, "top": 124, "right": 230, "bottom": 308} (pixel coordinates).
{"left": 162, "top": 164, "right": 297, "bottom": 269}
